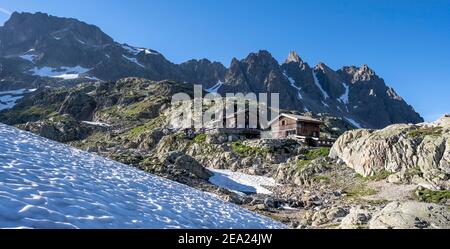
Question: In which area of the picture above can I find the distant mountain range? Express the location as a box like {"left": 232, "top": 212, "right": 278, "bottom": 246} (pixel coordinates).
{"left": 0, "top": 11, "right": 423, "bottom": 128}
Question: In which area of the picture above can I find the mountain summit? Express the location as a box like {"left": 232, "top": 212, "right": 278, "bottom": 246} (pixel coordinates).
{"left": 285, "top": 51, "right": 302, "bottom": 63}
{"left": 0, "top": 12, "right": 423, "bottom": 128}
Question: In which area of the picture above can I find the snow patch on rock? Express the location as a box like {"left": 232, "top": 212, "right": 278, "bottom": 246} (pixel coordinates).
{"left": 339, "top": 83, "right": 350, "bottom": 104}
{"left": 29, "top": 66, "right": 91, "bottom": 80}
{"left": 208, "top": 168, "right": 278, "bottom": 195}
{"left": 205, "top": 80, "right": 224, "bottom": 94}
{"left": 81, "top": 121, "right": 111, "bottom": 127}
{"left": 122, "top": 55, "right": 145, "bottom": 68}
{"left": 344, "top": 117, "right": 362, "bottom": 128}
{"left": 312, "top": 69, "right": 329, "bottom": 99}
{"left": 0, "top": 89, "right": 37, "bottom": 111}
{"left": 283, "top": 72, "right": 303, "bottom": 100}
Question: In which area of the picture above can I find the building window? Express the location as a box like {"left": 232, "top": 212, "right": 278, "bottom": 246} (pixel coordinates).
{"left": 281, "top": 120, "right": 286, "bottom": 126}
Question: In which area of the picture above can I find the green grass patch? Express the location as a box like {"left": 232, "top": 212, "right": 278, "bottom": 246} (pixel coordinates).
{"left": 124, "top": 116, "right": 163, "bottom": 138}
{"left": 21, "top": 106, "right": 54, "bottom": 116}
{"left": 1, "top": 104, "right": 59, "bottom": 124}
{"left": 356, "top": 170, "right": 393, "bottom": 181}
{"left": 99, "top": 97, "right": 165, "bottom": 121}
{"left": 305, "top": 147, "right": 330, "bottom": 160}
{"left": 407, "top": 127, "right": 443, "bottom": 138}
{"left": 313, "top": 175, "right": 331, "bottom": 184}
{"left": 193, "top": 133, "right": 207, "bottom": 143}
{"left": 365, "top": 170, "right": 393, "bottom": 181}
{"left": 296, "top": 160, "right": 312, "bottom": 171}
{"left": 404, "top": 166, "right": 422, "bottom": 178}
{"left": 124, "top": 99, "right": 162, "bottom": 117}
{"left": 96, "top": 105, "right": 121, "bottom": 121}
{"left": 344, "top": 184, "right": 378, "bottom": 197}
{"left": 99, "top": 105, "right": 119, "bottom": 115}
{"left": 355, "top": 173, "right": 365, "bottom": 179}
{"left": 294, "top": 147, "right": 330, "bottom": 173}
{"left": 415, "top": 189, "right": 450, "bottom": 204}
{"left": 124, "top": 101, "right": 148, "bottom": 116}
{"left": 231, "top": 141, "right": 269, "bottom": 157}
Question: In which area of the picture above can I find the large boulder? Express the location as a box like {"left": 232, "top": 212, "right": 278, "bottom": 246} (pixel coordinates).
{"left": 17, "top": 114, "right": 91, "bottom": 142}
{"left": 369, "top": 201, "right": 450, "bottom": 229}
{"left": 339, "top": 206, "right": 376, "bottom": 229}
{"left": 330, "top": 115, "right": 450, "bottom": 189}
{"left": 58, "top": 91, "right": 97, "bottom": 120}
{"left": 158, "top": 151, "right": 212, "bottom": 180}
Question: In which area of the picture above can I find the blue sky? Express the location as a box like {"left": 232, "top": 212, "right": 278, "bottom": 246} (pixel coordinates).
{"left": 1, "top": 0, "right": 449, "bottom": 121}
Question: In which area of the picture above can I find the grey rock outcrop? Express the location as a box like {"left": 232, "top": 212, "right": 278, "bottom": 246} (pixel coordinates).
{"left": 58, "top": 91, "right": 96, "bottom": 120}
{"left": 330, "top": 115, "right": 450, "bottom": 189}
{"left": 158, "top": 151, "right": 213, "bottom": 180}
{"left": 17, "top": 114, "right": 91, "bottom": 142}
{"left": 339, "top": 206, "right": 376, "bottom": 229}
{"left": 369, "top": 201, "right": 450, "bottom": 229}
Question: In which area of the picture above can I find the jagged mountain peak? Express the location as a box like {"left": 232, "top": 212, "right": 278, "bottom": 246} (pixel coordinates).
{"left": 0, "top": 12, "right": 424, "bottom": 129}
{"left": 341, "top": 65, "right": 359, "bottom": 74}
{"left": 339, "top": 64, "right": 377, "bottom": 82}
{"left": 244, "top": 50, "right": 278, "bottom": 65}
{"left": 341, "top": 64, "right": 376, "bottom": 75}
{"left": 285, "top": 51, "right": 303, "bottom": 64}
{"left": 181, "top": 58, "right": 225, "bottom": 69}
{"left": 353, "top": 64, "right": 377, "bottom": 82}
{"left": 252, "top": 49, "right": 274, "bottom": 57}
{"left": 315, "top": 62, "right": 332, "bottom": 71}
{"left": 230, "top": 57, "right": 240, "bottom": 65}
{"left": 5, "top": 11, "right": 51, "bottom": 25}
{"left": 358, "top": 64, "right": 375, "bottom": 73}
{"left": 184, "top": 58, "right": 212, "bottom": 64}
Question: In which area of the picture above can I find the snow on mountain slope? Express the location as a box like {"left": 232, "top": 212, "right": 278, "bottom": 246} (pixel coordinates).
{"left": 122, "top": 55, "right": 145, "bottom": 68}
{"left": 0, "top": 89, "right": 37, "bottom": 111}
{"left": 344, "top": 117, "right": 362, "bottom": 129}
{"left": 29, "top": 66, "right": 91, "bottom": 79}
{"left": 205, "top": 80, "right": 224, "bottom": 94}
{"left": 0, "top": 124, "right": 284, "bottom": 229}
{"left": 339, "top": 83, "right": 350, "bottom": 104}
{"left": 312, "top": 69, "right": 329, "bottom": 99}
{"left": 283, "top": 72, "right": 303, "bottom": 100}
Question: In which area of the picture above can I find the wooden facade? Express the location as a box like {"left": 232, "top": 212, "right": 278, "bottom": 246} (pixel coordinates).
{"left": 270, "top": 114, "right": 322, "bottom": 139}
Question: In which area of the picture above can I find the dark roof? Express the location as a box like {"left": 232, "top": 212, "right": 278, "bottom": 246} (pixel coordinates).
{"left": 268, "top": 113, "right": 323, "bottom": 126}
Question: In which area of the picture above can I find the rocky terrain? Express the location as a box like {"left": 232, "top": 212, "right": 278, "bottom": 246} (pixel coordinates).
{"left": 0, "top": 11, "right": 423, "bottom": 129}
{"left": 0, "top": 11, "right": 446, "bottom": 229}
{"left": 330, "top": 116, "right": 450, "bottom": 190}
{"left": 0, "top": 77, "right": 448, "bottom": 229}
